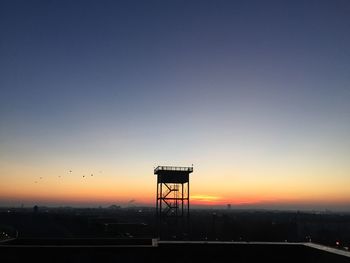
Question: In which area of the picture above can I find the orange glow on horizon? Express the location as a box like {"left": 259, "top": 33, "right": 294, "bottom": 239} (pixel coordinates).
{"left": 1, "top": 189, "right": 350, "bottom": 209}
{"left": 1, "top": 162, "right": 350, "bottom": 209}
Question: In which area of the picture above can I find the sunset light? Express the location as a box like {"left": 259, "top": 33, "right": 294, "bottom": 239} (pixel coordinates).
{"left": 1, "top": 0, "right": 350, "bottom": 212}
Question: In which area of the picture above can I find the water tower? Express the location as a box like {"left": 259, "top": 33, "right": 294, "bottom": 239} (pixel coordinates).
{"left": 154, "top": 165, "right": 193, "bottom": 239}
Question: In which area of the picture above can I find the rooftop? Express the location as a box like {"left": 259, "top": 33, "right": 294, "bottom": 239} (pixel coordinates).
{"left": 1, "top": 239, "right": 349, "bottom": 262}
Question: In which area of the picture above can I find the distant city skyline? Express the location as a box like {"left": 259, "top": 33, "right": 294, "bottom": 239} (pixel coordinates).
{"left": 1, "top": 0, "right": 350, "bottom": 210}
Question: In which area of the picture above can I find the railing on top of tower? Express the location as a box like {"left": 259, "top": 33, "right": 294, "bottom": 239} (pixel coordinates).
{"left": 154, "top": 166, "right": 193, "bottom": 173}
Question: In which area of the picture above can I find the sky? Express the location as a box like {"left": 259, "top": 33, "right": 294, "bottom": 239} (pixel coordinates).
{"left": 1, "top": 0, "right": 350, "bottom": 210}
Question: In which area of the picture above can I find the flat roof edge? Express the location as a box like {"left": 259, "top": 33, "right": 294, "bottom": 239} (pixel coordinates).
{"left": 158, "top": 241, "right": 350, "bottom": 258}
{"left": 304, "top": 242, "right": 350, "bottom": 258}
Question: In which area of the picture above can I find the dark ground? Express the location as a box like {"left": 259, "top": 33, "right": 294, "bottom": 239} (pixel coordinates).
{"left": 1, "top": 241, "right": 349, "bottom": 263}
{"left": 1, "top": 207, "right": 350, "bottom": 262}
{"left": 1, "top": 207, "right": 350, "bottom": 245}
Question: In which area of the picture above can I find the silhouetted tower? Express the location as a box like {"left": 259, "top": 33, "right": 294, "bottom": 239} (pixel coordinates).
{"left": 155, "top": 165, "right": 193, "bottom": 239}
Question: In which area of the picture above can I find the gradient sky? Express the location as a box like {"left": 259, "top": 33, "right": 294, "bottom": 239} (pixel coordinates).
{"left": 1, "top": 0, "right": 350, "bottom": 210}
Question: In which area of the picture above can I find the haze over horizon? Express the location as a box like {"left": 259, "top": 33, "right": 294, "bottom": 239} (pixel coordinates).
{"left": 1, "top": 0, "right": 350, "bottom": 211}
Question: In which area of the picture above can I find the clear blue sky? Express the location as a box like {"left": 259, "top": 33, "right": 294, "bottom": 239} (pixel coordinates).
{"left": 1, "top": 0, "right": 350, "bottom": 209}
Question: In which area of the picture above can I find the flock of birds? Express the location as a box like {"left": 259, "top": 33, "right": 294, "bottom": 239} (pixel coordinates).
{"left": 34, "top": 170, "right": 102, "bottom": 183}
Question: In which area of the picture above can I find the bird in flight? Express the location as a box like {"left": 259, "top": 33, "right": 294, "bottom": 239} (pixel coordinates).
{"left": 91, "top": 174, "right": 93, "bottom": 177}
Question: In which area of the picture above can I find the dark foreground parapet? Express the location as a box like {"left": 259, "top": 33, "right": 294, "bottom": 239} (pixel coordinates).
{"left": 1, "top": 239, "right": 350, "bottom": 263}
